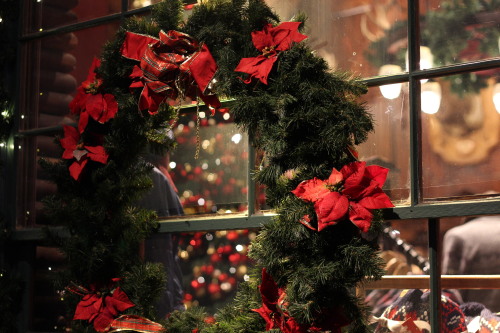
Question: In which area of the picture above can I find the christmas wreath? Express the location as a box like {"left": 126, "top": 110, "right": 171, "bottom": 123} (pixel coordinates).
{"left": 42, "top": 1, "right": 393, "bottom": 332}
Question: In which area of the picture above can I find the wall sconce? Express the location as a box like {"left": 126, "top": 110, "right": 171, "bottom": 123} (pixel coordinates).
{"left": 406, "top": 46, "right": 434, "bottom": 83}
{"left": 421, "top": 81, "right": 441, "bottom": 114}
{"left": 493, "top": 83, "right": 500, "bottom": 114}
{"left": 378, "top": 64, "right": 402, "bottom": 99}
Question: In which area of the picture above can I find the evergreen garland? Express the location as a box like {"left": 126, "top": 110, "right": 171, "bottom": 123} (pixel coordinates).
{"left": 41, "top": 1, "right": 392, "bottom": 332}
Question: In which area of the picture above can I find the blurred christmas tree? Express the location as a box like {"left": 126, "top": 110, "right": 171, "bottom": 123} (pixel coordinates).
{"left": 178, "top": 229, "right": 255, "bottom": 314}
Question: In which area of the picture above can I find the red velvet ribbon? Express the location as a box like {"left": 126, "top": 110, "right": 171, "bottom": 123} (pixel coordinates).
{"left": 121, "top": 30, "right": 221, "bottom": 114}
{"left": 107, "top": 315, "right": 165, "bottom": 333}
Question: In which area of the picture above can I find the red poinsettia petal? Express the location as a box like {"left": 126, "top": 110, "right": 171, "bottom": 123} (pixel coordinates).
{"left": 92, "top": 310, "right": 115, "bottom": 333}
{"left": 259, "top": 269, "right": 279, "bottom": 307}
{"left": 253, "top": 304, "right": 278, "bottom": 330}
{"left": 358, "top": 188, "right": 394, "bottom": 209}
{"left": 101, "top": 94, "right": 118, "bottom": 122}
{"left": 326, "top": 168, "right": 343, "bottom": 186}
{"left": 78, "top": 111, "right": 90, "bottom": 134}
{"left": 348, "top": 202, "right": 373, "bottom": 233}
{"left": 86, "top": 94, "right": 105, "bottom": 122}
{"left": 270, "top": 22, "right": 307, "bottom": 52}
{"left": 85, "top": 145, "right": 108, "bottom": 165}
{"left": 86, "top": 57, "right": 101, "bottom": 82}
{"left": 73, "top": 294, "right": 102, "bottom": 320}
{"left": 283, "top": 317, "right": 309, "bottom": 333}
{"left": 61, "top": 125, "right": 79, "bottom": 158}
{"left": 291, "top": 178, "right": 329, "bottom": 203}
{"left": 341, "top": 161, "right": 366, "bottom": 189}
{"left": 235, "top": 55, "right": 277, "bottom": 85}
{"left": 86, "top": 93, "right": 118, "bottom": 124}
{"left": 105, "top": 287, "right": 135, "bottom": 315}
{"left": 251, "top": 24, "right": 274, "bottom": 51}
{"left": 364, "top": 164, "right": 389, "bottom": 188}
{"left": 298, "top": 215, "right": 317, "bottom": 231}
{"left": 69, "top": 87, "right": 87, "bottom": 115}
{"left": 69, "top": 159, "right": 88, "bottom": 181}
{"left": 314, "top": 192, "right": 349, "bottom": 231}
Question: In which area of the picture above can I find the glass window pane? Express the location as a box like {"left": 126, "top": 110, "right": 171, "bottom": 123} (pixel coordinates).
{"left": 32, "top": 246, "right": 66, "bottom": 332}
{"left": 421, "top": 72, "right": 500, "bottom": 201}
{"left": 173, "top": 229, "right": 256, "bottom": 314}
{"left": 16, "top": 134, "right": 61, "bottom": 228}
{"left": 265, "top": 0, "right": 408, "bottom": 77}
{"left": 358, "top": 85, "right": 411, "bottom": 206}
{"left": 168, "top": 110, "right": 248, "bottom": 216}
{"left": 420, "top": 0, "right": 500, "bottom": 68}
{"left": 441, "top": 215, "right": 500, "bottom": 312}
{"left": 20, "top": 23, "right": 120, "bottom": 131}
{"left": 24, "top": 0, "right": 121, "bottom": 34}
{"left": 364, "top": 219, "right": 430, "bottom": 318}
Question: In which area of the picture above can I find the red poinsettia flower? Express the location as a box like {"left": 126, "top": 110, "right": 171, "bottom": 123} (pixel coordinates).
{"left": 292, "top": 161, "right": 394, "bottom": 232}
{"left": 60, "top": 125, "right": 109, "bottom": 181}
{"left": 69, "top": 58, "right": 119, "bottom": 133}
{"left": 253, "top": 269, "right": 309, "bottom": 333}
{"left": 234, "top": 22, "right": 307, "bottom": 85}
{"left": 72, "top": 284, "right": 135, "bottom": 332}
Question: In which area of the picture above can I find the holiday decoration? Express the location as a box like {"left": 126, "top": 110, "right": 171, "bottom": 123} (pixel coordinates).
{"left": 40, "top": 0, "right": 392, "bottom": 332}
{"left": 60, "top": 125, "right": 108, "bottom": 181}
{"left": 69, "top": 58, "right": 119, "bottom": 133}
{"left": 121, "top": 30, "right": 220, "bottom": 114}
{"left": 292, "top": 161, "right": 394, "bottom": 232}
{"left": 235, "top": 22, "right": 307, "bottom": 85}
{"left": 68, "top": 281, "right": 135, "bottom": 332}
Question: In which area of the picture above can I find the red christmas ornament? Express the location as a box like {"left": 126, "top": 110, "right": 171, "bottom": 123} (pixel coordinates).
{"left": 226, "top": 231, "right": 239, "bottom": 241}
{"left": 208, "top": 283, "right": 221, "bottom": 295}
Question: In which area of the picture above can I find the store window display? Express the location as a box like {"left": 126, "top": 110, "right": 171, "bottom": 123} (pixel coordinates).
{"left": 442, "top": 215, "right": 500, "bottom": 312}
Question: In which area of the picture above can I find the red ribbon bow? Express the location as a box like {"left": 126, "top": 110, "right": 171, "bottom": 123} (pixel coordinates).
{"left": 68, "top": 280, "right": 135, "bottom": 332}
{"left": 235, "top": 22, "right": 307, "bottom": 85}
{"left": 121, "top": 30, "right": 221, "bottom": 114}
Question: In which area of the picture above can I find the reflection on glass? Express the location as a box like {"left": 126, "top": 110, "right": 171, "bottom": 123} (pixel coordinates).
{"left": 358, "top": 85, "right": 411, "bottom": 206}
{"left": 421, "top": 72, "right": 500, "bottom": 200}
{"left": 20, "top": 23, "right": 120, "bottom": 131}
{"left": 378, "top": 64, "right": 403, "bottom": 99}
{"left": 169, "top": 110, "right": 248, "bottom": 215}
{"left": 366, "top": 219, "right": 429, "bottom": 317}
{"left": 265, "top": 0, "right": 408, "bottom": 77}
{"left": 441, "top": 215, "right": 500, "bottom": 312}
{"left": 421, "top": 81, "right": 442, "bottom": 115}
{"left": 177, "top": 229, "right": 257, "bottom": 314}
{"left": 16, "top": 135, "right": 62, "bottom": 227}
{"left": 24, "top": 0, "right": 121, "bottom": 34}
{"left": 32, "top": 246, "right": 66, "bottom": 331}
{"left": 421, "top": 0, "right": 500, "bottom": 68}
